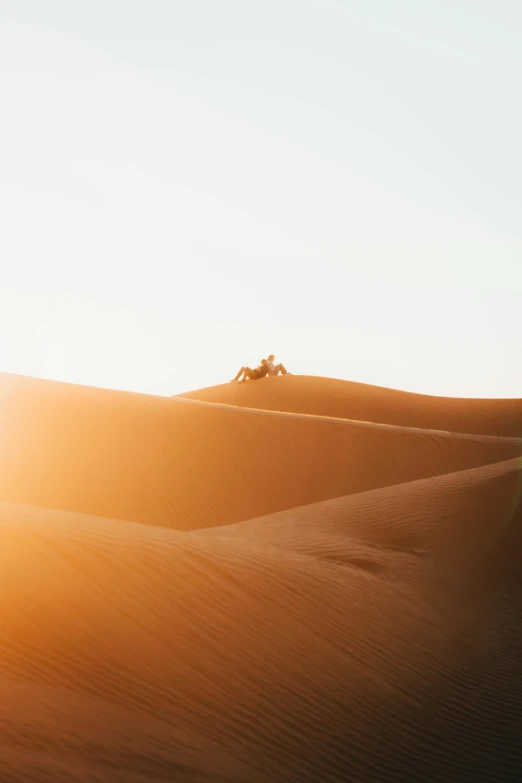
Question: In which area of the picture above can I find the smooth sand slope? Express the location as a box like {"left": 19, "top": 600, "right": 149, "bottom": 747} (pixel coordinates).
{"left": 181, "top": 375, "right": 522, "bottom": 436}
{"left": 0, "top": 372, "right": 521, "bottom": 782}
{"left": 1, "top": 373, "right": 521, "bottom": 530}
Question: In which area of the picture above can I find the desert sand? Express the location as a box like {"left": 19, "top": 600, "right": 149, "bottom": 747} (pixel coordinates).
{"left": 0, "top": 372, "right": 521, "bottom": 782}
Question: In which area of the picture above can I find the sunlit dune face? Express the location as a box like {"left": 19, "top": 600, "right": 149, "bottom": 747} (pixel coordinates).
{"left": 0, "top": 376, "right": 521, "bottom": 534}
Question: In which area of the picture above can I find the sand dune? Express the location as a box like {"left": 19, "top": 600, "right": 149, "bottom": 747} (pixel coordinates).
{"left": 0, "top": 372, "right": 521, "bottom": 781}
{"left": 181, "top": 375, "right": 522, "bottom": 436}
{"left": 1, "top": 373, "right": 521, "bottom": 530}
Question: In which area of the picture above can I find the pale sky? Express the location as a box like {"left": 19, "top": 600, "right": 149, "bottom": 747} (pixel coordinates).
{"left": 1, "top": 0, "right": 521, "bottom": 397}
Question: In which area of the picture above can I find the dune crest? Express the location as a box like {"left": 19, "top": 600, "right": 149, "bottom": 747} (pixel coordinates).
{"left": 1, "top": 373, "right": 521, "bottom": 530}
{"left": 180, "top": 375, "right": 522, "bottom": 436}
{"left": 1, "top": 372, "right": 522, "bottom": 781}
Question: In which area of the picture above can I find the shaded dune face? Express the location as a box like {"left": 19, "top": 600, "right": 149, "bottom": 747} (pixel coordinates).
{"left": 0, "top": 373, "right": 522, "bottom": 782}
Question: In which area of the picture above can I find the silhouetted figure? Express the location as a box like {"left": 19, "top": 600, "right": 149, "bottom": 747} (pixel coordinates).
{"left": 266, "top": 354, "right": 289, "bottom": 376}
{"left": 231, "top": 359, "right": 269, "bottom": 383}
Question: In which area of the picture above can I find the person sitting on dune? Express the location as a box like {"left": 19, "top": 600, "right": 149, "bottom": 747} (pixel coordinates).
{"left": 266, "top": 354, "right": 289, "bottom": 376}
{"left": 231, "top": 359, "right": 269, "bottom": 383}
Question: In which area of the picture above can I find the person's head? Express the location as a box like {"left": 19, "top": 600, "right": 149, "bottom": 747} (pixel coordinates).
{"left": 267, "top": 354, "right": 275, "bottom": 362}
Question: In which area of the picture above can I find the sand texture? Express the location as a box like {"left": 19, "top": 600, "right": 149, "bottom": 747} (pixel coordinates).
{"left": 1, "top": 372, "right": 521, "bottom": 782}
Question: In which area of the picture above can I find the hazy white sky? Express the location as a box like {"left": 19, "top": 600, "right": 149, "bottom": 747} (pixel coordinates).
{"left": 1, "top": 0, "right": 520, "bottom": 397}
